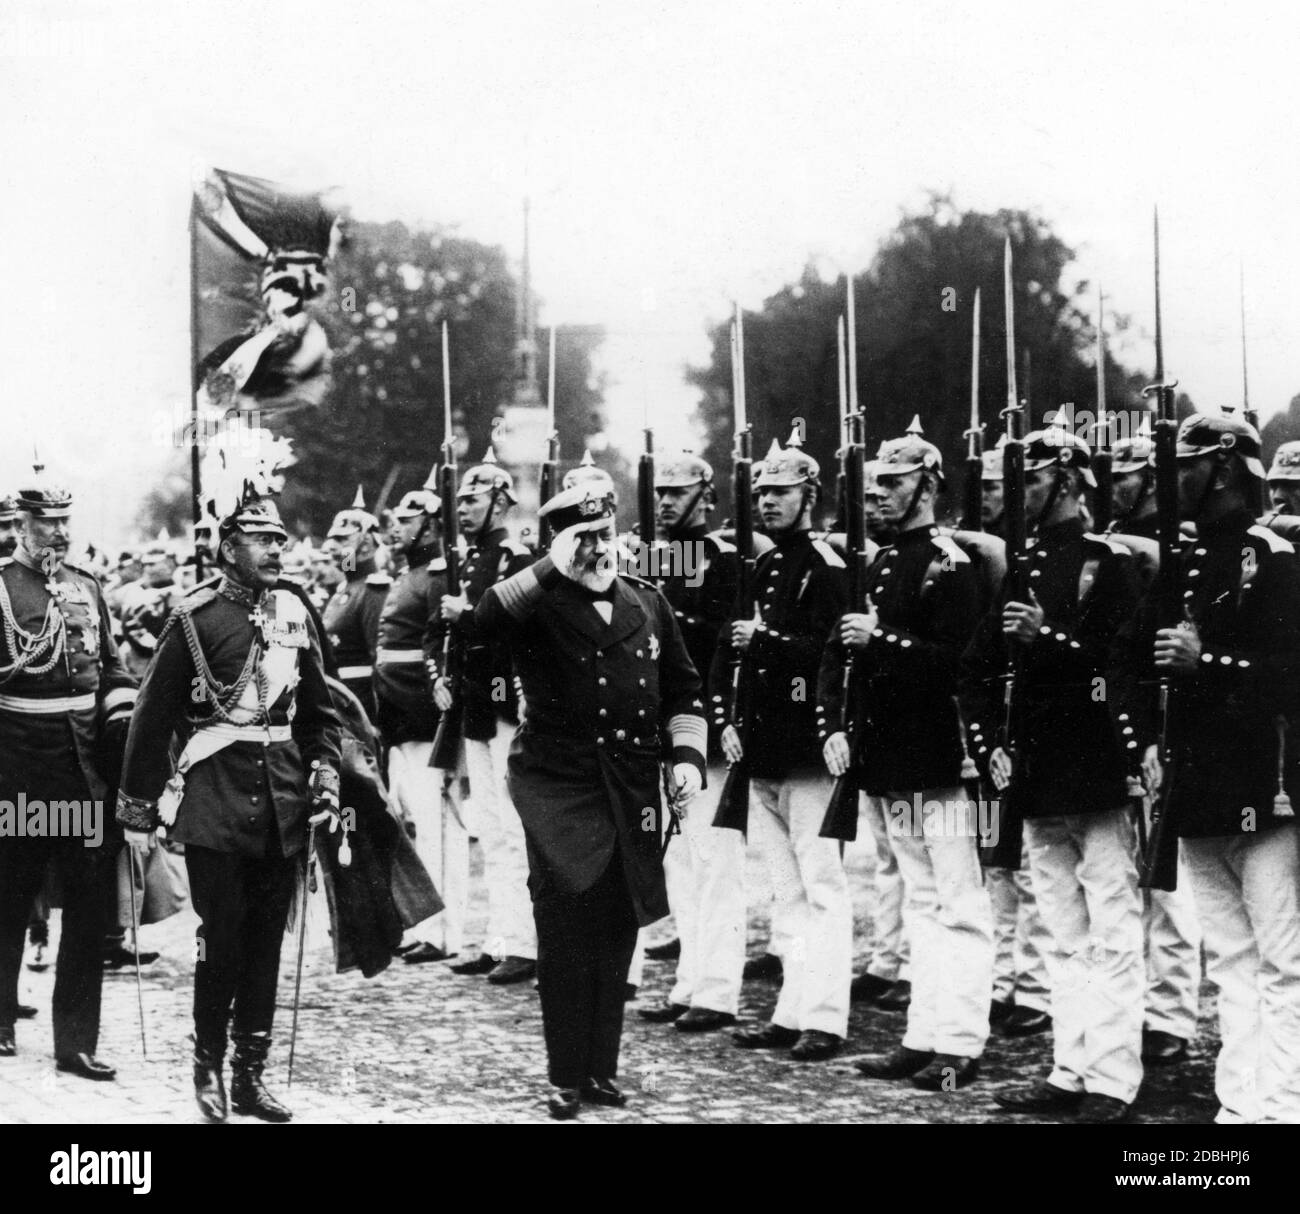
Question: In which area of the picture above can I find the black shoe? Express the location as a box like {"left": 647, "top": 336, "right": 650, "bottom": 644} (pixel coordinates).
{"left": 912, "top": 1054, "right": 979, "bottom": 1091}
{"left": 999, "top": 1005, "right": 1051, "bottom": 1037}
{"left": 732, "top": 1022, "right": 801, "bottom": 1050}
{"left": 229, "top": 1032, "right": 291, "bottom": 1122}
{"left": 16, "top": 1004, "right": 37, "bottom": 1020}
{"left": 989, "top": 999, "right": 1015, "bottom": 1027}
{"left": 790, "top": 1030, "right": 842, "bottom": 1061}
{"left": 487, "top": 956, "right": 537, "bottom": 986}
{"left": 449, "top": 953, "right": 497, "bottom": 976}
{"left": 873, "top": 980, "right": 912, "bottom": 1011}
{"left": 0, "top": 1027, "right": 14, "bottom": 1057}
{"left": 580, "top": 1077, "right": 627, "bottom": 1107}
{"left": 56, "top": 1052, "right": 117, "bottom": 1081}
{"left": 638, "top": 1000, "right": 689, "bottom": 1024}
{"left": 26, "top": 944, "right": 47, "bottom": 972}
{"left": 851, "top": 973, "right": 894, "bottom": 1003}
{"left": 193, "top": 1041, "right": 228, "bottom": 1123}
{"left": 743, "top": 954, "right": 783, "bottom": 981}
{"left": 104, "top": 946, "right": 159, "bottom": 969}
{"left": 994, "top": 1080, "right": 1083, "bottom": 1114}
{"left": 645, "top": 938, "right": 681, "bottom": 961}
{"left": 393, "top": 940, "right": 421, "bottom": 956}
{"left": 674, "top": 1007, "right": 736, "bottom": 1033}
{"left": 854, "top": 1045, "right": 934, "bottom": 1080}
{"left": 1077, "top": 1093, "right": 1131, "bottom": 1123}
{"left": 1142, "top": 1029, "right": 1189, "bottom": 1066}
{"left": 548, "top": 1086, "right": 581, "bottom": 1119}
{"left": 401, "top": 942, "right": 457, "bottom": 965}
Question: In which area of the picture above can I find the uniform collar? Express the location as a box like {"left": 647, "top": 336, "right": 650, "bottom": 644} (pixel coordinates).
{"left": 773, "top": 528, "right": 813, "bottom": 550}
{"left": 345, "top": 555, "right": 377, "bottom": 582}
{"left": 471, "top": 526, "right": 509, "bottom": 551}
{"left": 1033, "top": 516, "right": 1085, "bottom": 547}
{"left": 893, "top": 523, "right": 938, "bottom": 546}
{"left": 217, "top": 575, "right": 267, "bottom": 609}
{"left": 405, "top": 541, "right": 437, "bottom": 569}
{"left": 13, "top": 547, "right": 55, "bottom": 575}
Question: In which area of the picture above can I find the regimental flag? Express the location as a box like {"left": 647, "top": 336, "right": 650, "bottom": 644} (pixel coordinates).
{"left": 193, "top": 169, "right": 343, "bottom": 425}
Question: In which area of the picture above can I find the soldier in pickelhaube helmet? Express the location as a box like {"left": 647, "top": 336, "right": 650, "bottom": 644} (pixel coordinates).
{"left": 321, "top": 486, "right": 390, "bottom": 716}
{"left": 1265, "top": 438, "right": 1300, "bottom": 518}
{"left": 1112, "top": 408, "right": 1300, "bottom": 1123}
{"left": 472, "top": 481, "right": 705, "bottom": 1117}
{"left": 0, "top": 493, "right": 20, "bottom": 559}
{"left": 433, "top": 447, "right": 539, "bottom": 984}
{"left": 374, "top": 483, "right": 468, "bottom": 965}
{"left": 1107, "top": 430, "right": 1159, "bottom": 541}
{"left": 962, "top": 424, "right": 1145, "bottom": 1122}
{"left": 0, "top": 463, "right": 138, "bottom": 1076}
{"left": 862, "top": 460, "right": 893, "bottom": 545}
{"left": 979, "top": 440, "right": 1007, "bottom": 537}
{"left": 716, "top": 426, "right": 853, "bottom": 1062}
{"left": 117, "top": 475, "right": 342, "bottom": 1123}
{"left": 634, "top": 451, "right": 745, "bottom": 1033}
{"left": 821, "top": 416, "right": 993, "bottom": 1089}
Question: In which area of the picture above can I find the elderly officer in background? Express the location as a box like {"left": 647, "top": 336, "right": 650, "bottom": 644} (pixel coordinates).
{"left": 322, "top": 489, "right": 390, "bottom": 716}
{"left": 1265, "top": 440, "right": 1300, "bottom": 519}
{"left": 636, "top": 452, "right": 746, "bottom": 1033}
{"left": 473, "top": 482, "right": 707, "bottom": 1119}
{"left": 0, "top": 494, "right": 21, "bottom": 558}
{"left": 375, "top": 486, "right": 468, "bottom": 965}
{"left": 435, "top": 450, "right": 538, "bottom": 985}
{"left": 117, "top": 488, "right": 341, "bottom": 1123}
{"left": 0, "top": 466, "right": 137, "bottom": 1076}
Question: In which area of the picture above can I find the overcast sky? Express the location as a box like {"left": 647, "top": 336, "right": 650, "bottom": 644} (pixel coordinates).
{"left": 2, "top": 0, "right": 1298, "bottom": 546}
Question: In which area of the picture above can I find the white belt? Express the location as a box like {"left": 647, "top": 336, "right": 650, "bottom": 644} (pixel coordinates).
{"left": 376, "top": 648, "right": 424, "bottom": 664}
{"left": 338, "top": 665, "right": 374, "bottom": 679}
{"left": 0, "top": 691, "right": 96, "bottom": 714}
{"left": 198, "top": 722, "right": 293, "bottom": 743}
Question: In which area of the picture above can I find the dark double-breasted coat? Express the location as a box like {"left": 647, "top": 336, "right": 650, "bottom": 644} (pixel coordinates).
{"left": 473, "top": 556, "right": 707, "bottom": 926}
{"left": 322, "top": 562, "right": 389, "bottom": 713}
{"left": 373, "top": 545, "right": 447, "bottom": 746}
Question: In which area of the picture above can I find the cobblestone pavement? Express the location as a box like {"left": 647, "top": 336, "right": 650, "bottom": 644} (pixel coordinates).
{"left": 2, "top": 841, "right": 1219, "bottom": 1125}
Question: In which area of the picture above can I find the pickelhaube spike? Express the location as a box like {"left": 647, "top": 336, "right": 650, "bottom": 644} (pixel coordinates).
{"left": 763, "top": 438, "right": 783, "bottom": 462}
{"left": 785, "top": 424, "right": 804, "bottom": 450}
{"left": 481, "top": 446, "right": 500, "bottom": 465}
{"left": 578, "top": 449, "right": 596, "bottom": 468}
{"left": 351, "top": 484, "right": 366, "bottom": 510}
{"left": 907, "top": 414, "right": 924, "bottom": 436}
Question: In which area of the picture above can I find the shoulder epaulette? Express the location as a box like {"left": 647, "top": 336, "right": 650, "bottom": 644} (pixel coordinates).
{"left": 0, "top": 557, "right": 12, "bottom": 568}
{"left": 155, "top": 585, "right": 220, "bottom": 645}
{"left": 622, "top": 572, "right": 659, "bottom": 593}
{"left": 704, "top": 531, "right": 737, "bottom": 554}
{"left": 1084, "top": 532, "right": 1131, "bottom": 558}
{"left": 62, "top": 560, "right": 98, "bottom": 580}
{"left": 930, "top": 533, "right": 971, "bottom": 565}
{"left": 365, "top": 572, "right": 393, "bottom": 587}
{"left": 811, "top": 539, "right": 846, "bottom": 569}
{"left": 500, "top": 539, "right": 532, "bottom": 558}
{"left": 1248, "top": 523, "right": 1295, "bottom": 554}
{"left": 429, "top": 556, "right": 447, "bottom": 572}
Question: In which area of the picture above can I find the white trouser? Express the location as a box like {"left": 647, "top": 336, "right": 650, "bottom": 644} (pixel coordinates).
{"left": 663, "top": 765, "right": 746, "bottom": 1013}
{"left": 750, "top": 773, "right": 852, "bottom": 1037}
{"left": 884, "top": 788, "right": 994, "bottom": 1057}
{"left": 860, "top": 795, "right": 908, "bottom": 982}
{"left": 1183, "top": 824, "right": 1300, "bottom": 1124}
{"left": 1143, "top": 852, "right": 1202, "bottom": 1040}
{"left": 1025, "top": 809, "right": 1145, "bottom": 1104}
{"left": 986, "top": 838, "right": 1052, "bottom": 1012}
{"left": 464, "top": 723, "right": 536, "bottom": 960}
{"left": 388, "top": 740, "right": 469, "bottom": 954}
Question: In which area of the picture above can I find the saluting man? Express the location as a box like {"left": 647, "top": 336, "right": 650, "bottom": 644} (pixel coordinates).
{"left": 117, "top": 489, "right": 341, "bottom": 1123}
{"left": 962, "top": 427, "right": 1144, "bottom": 1124}
{"left": 0, "top": 466, "right": 137, "bottom": 1076}
{"left": 715, "top": 431, "right": 853, "bottom": 1062}
{"left": 473, "top": 483, "right": 706, "bottom": 1118}
{"left": 434, "top": 449, "right": 538, "bottom": 985}
{"left": 823, "top": 421, "right": 994, "bottom": 1090}
{"left": 374, "top": 486, "right": 467, "bottom": 964}
{"left": 635, "top": 452, "right": 746, "bottom": 1034}
{"left": 322, "top": 489, "right": 389, "bottom": 715}
{"left": 1114, "top": 412, "right": 1300, "bottom": 1124}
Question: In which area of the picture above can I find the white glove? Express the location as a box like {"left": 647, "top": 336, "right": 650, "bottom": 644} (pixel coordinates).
{"left": 124, "top": 828, "right": 155, "bottom": 857}
{"left": 671, "top": 762, "right": 702, "bottom": 812}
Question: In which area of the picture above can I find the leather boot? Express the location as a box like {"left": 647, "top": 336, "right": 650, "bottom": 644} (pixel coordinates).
{"left": 193, "top": 1038, "right": 228, "bottom": 1123}
{"left": 230, "top": 1031, "right": 292, "bottom": 1123}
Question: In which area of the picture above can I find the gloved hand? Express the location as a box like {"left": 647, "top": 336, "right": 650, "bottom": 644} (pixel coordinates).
{"left": 307, "top": 761, "right": 341, "bottom": 829}
{"left": 124, "top": 828, "right": 155, "bottom": 857}
{"left": 671, "top": 762, "right": 702, "bottom": 812}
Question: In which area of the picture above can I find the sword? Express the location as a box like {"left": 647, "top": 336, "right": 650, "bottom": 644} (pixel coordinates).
{"left": 660, "top": 766, "right": 682, "bottom": 859}
{"left": 126, "top": 845, "right": 147, "bottom": 1058}
{"left": 287, "top": 821, "right": 316, "bottom": 1087}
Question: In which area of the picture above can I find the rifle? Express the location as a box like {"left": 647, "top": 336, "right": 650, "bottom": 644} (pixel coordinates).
{"left": 714, "top": 304, "right": 756, "bottom": 832}
{"left": 820, "top": 312, "right": 868, "bottom": 841}
{"left": 431, "top": 321, "right": 464, "bottom": 771}
{"left": 1092, "top": 286, "right": 1114, "bottom": 532}
{"left": 1139, "top": 208, "right": 1182, "bottom": 891}
{"left": 962, "top": 287, "right": 984, "bottom": 531}
{"left": 538, "top": 324, "right": 560, "bottom": 547}
{"left": 982, "top": 238, "right": 1028, "bottom": 870}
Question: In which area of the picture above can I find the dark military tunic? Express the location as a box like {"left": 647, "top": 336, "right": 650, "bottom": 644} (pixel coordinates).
{"left": 818, "top": 524, "right": 981, "bottom": 793}
{"left": 430, "top": 526, "right": 533, "bottom": 741}
{"left": 373, "top": 544, "right": 446, "bottom": 746}
{"left": 116, "top": 576, "right": 341, "bottom": 858}
{"left": 960, "top": 517, "right": 1138, "bottom": 818}
{"left": 711, "top": 531, "right": 847, "bottom": 780}
{"left": 1111, "top": 508, "right": 1300, "bottom": 838}
{"left": 321, "top": 560, "right": 389, "bottom": 714}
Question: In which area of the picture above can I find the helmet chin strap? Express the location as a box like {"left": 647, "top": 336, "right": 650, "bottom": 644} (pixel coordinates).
{"left": 1029, "top": 466, "right": 1067, "bottom": 535}
{"left": 666, "top": 483, "right": 708, "bottom": 539}
{"left": 1111, "top": 467, "right": 1154, "bottom": 532}
{"left": 1191, "top": 455, "right": 1225, "bottom": 521}
{"left": 897, "top": 470, "right": 929, "bottom": 530}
